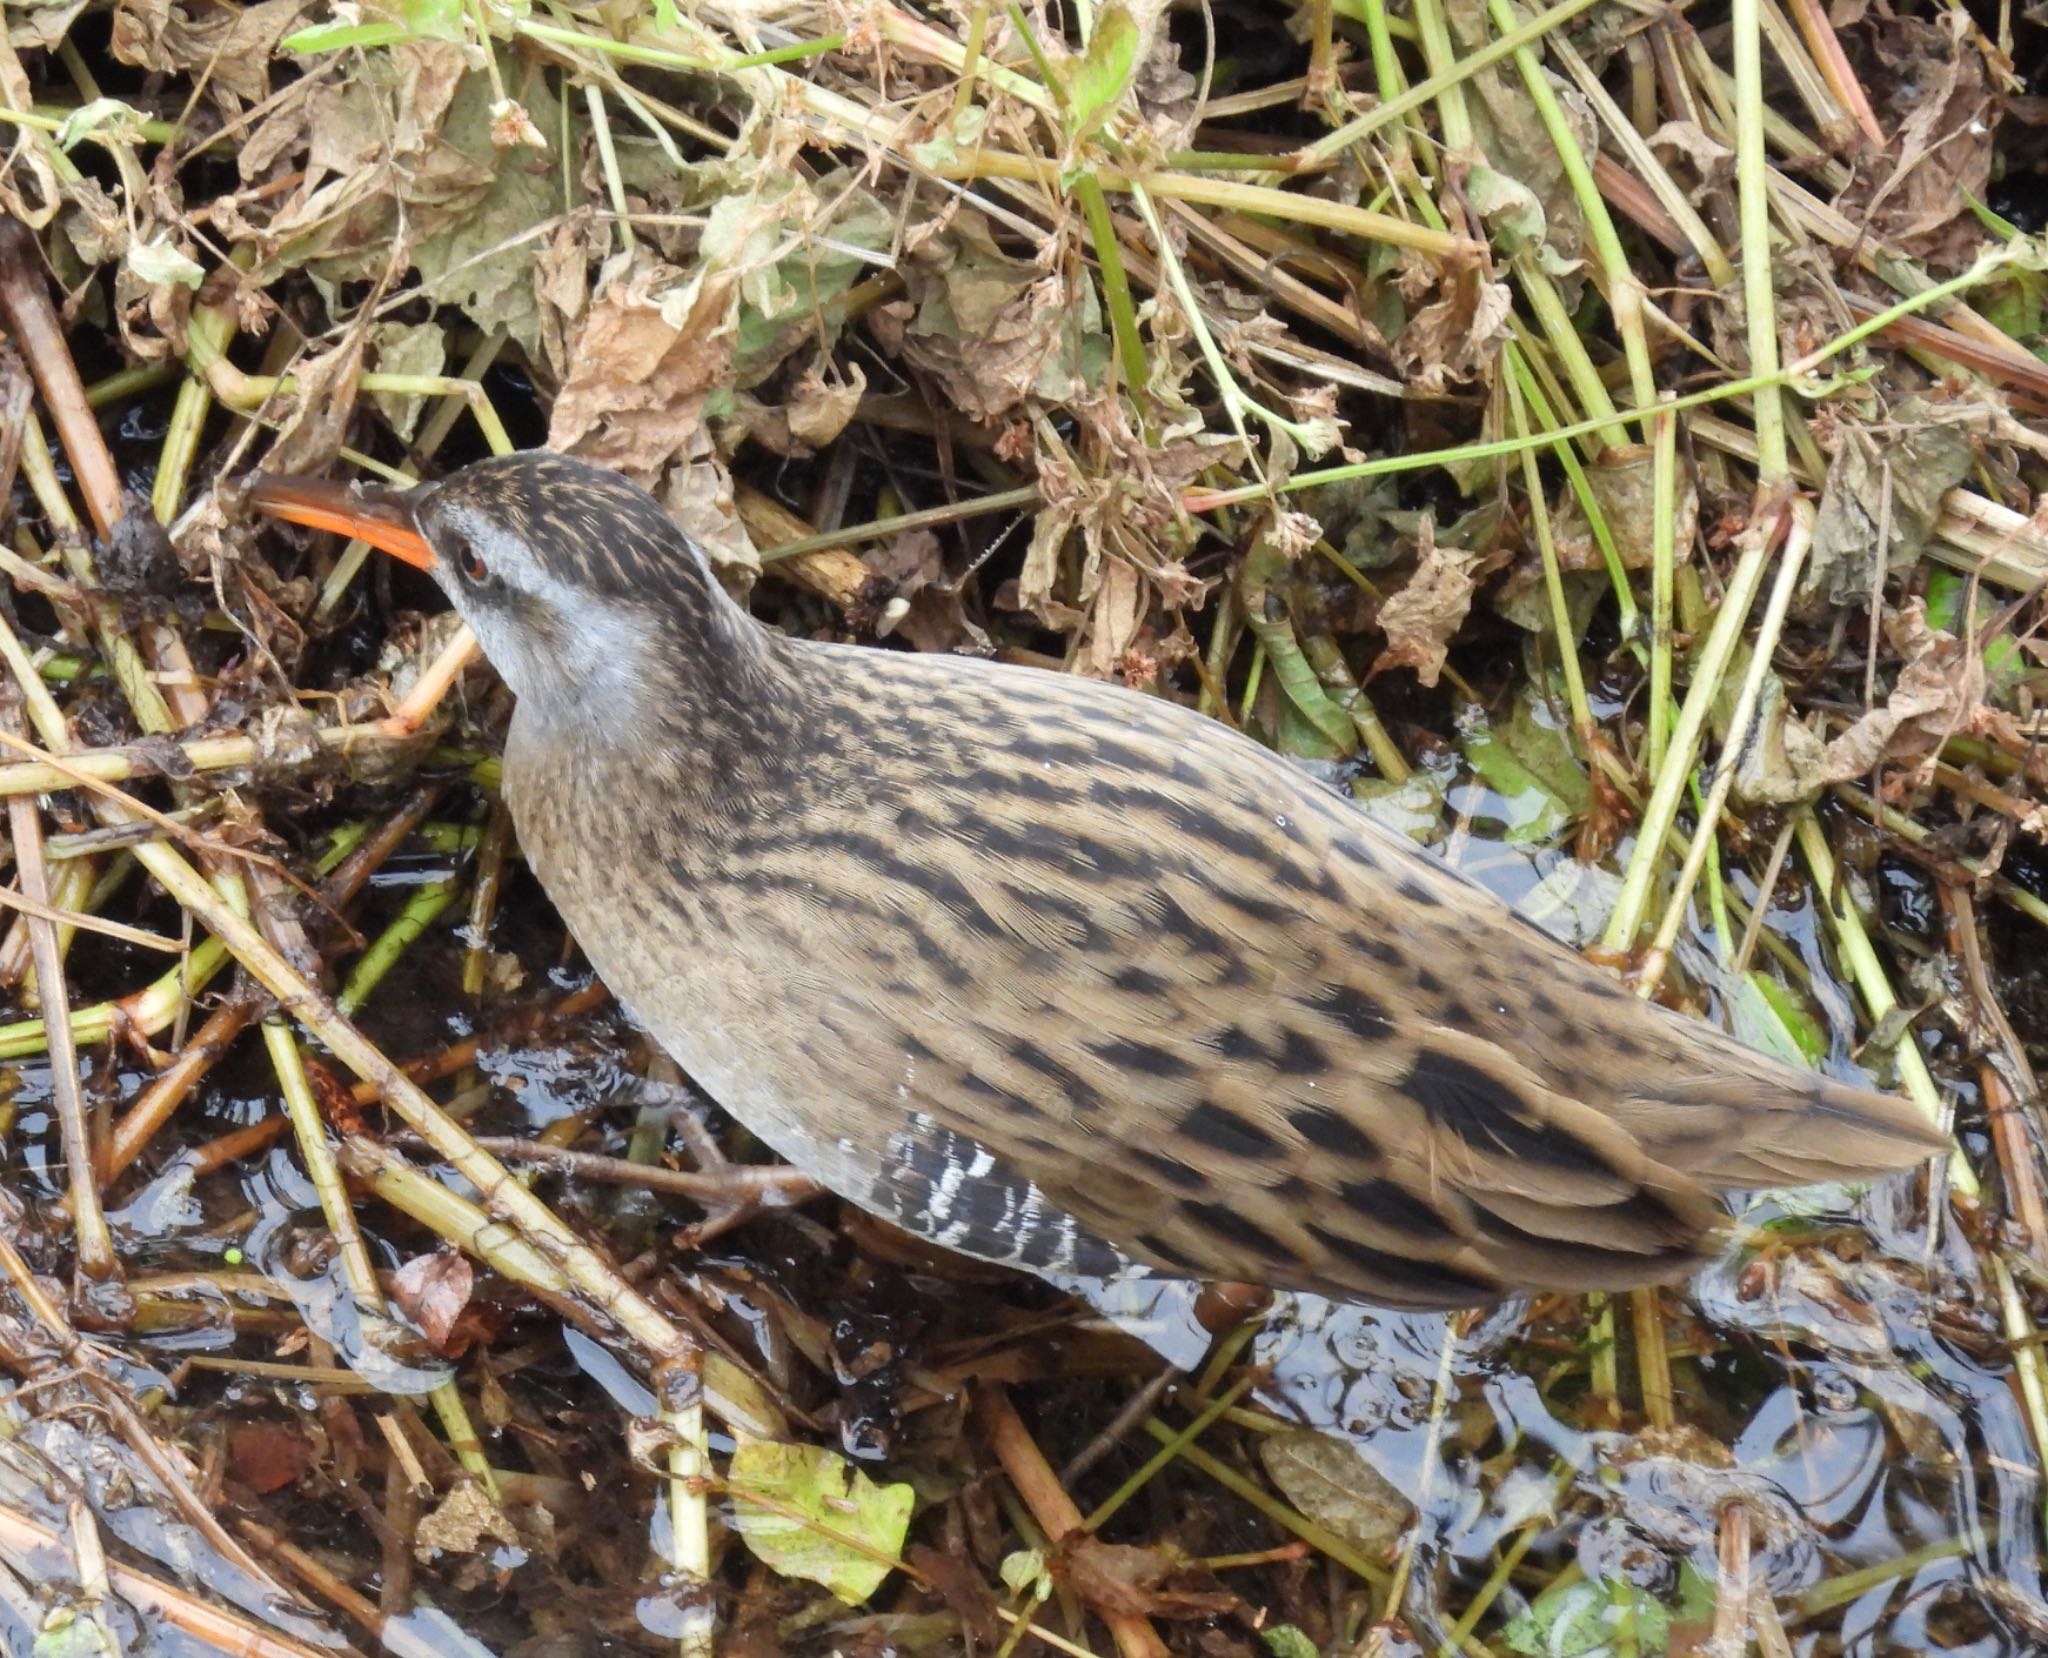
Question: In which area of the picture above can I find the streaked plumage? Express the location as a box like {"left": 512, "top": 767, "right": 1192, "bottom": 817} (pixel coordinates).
{"left": 251, "top": 453, "right": 1943, "bottom": 1310}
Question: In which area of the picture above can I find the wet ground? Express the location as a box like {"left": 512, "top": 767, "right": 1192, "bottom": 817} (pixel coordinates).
{"left": 3, "top": 720, "right": 2031, "bottom": 1656}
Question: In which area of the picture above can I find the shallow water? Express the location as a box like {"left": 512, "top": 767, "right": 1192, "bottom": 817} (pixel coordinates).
{"left": 1, "top": 748, "right": 2038, "bottom": 1657}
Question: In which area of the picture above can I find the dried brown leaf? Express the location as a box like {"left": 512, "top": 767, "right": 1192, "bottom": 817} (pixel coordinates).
{"left": 865, "top": 530, "right": 991, "bottom": 654}
{"left": 1375, "top": 519, "right": 1481, "bottom": 687}
{"left": 1083, "top": 554, "right": 1150, "bottom": 678}
{"left": 415, "top": 1480, "right": 519, "bottom": 1563}
{"left": 730, "top": 359, "right": 868, "bottom": 457}
{"left": 262, "top": 333, "right": 368, "bottom": 478}
{"left": 111, "top": 0, "right": 308, "bottom": 112}
{"left": 1057, "top": 1537, "right": 1240, "bottom": 1621}
{"left": 0, "top": 37, "right": 61, "bottom": 227}
{"left": 390, "top": 1249, "right": 476, "bottom": 1355}
{"left": 546, "top": 260, "right": 736, "bottom": 483}
{"left": 657, "top": 453, "right": 760, "bottom": 588}
{"left": 1552, "top": 443, "right": 1699, "bottom": 572}
{"left": 900, "top": 217, "right": 1108, "bottom": 422}
{"left": 228, "top": 1420, "right": 310, "bottom": 1496}
{"left": 1391, "top": 266, "right": 1512, "bottom": 393}
{"left": 8, "top": 2, "right": 89, "bottom": 50}
{"left": 906, "top": 1545, "right": 1001, "bottom": 1644}
{"left": 1841, "top": 8, "right": 1998, "bottom": 271}
{"left": 1820, "top": 598, "right": 1982, "bottom": 781}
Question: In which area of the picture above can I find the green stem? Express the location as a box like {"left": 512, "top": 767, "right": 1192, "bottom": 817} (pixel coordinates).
{"left": 1647, "top": 400, "right": 1677, "bottom": 776}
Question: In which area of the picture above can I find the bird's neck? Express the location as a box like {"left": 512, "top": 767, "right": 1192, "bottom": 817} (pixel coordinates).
{"left": 505, "top": 575, "right": 811, "bottom": 813}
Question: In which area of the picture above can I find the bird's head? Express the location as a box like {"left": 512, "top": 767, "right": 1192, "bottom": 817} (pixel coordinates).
{"left": 248, "top": 452, "right": 755, "bottom": 725}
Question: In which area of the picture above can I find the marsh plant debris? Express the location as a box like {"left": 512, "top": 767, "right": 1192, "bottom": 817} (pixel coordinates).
{"left": 0, "top": 0, "right": 2042, "bottom": 1653}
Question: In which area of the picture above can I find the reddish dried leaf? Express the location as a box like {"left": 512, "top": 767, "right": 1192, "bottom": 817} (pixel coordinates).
{"left": 391, "top": 1250, "right": 476, "bottom": 1354}
{"left": 229, "top": 1421, "right": 309, "bottom": 1496}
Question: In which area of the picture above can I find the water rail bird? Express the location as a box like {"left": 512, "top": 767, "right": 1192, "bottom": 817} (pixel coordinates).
{"left": 249, "top": 453, "right": 1942, "bottom": 1310}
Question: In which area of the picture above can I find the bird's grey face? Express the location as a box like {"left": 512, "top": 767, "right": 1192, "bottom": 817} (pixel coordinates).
{"left": 409, "top": 489, "right": 659, "bottom": 723}
{"left": 249, "top": 451, "right": 753, "bottom": 738}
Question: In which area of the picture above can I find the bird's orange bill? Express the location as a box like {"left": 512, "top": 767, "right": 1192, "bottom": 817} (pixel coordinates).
{"left": 246, "top": 474, "right": 435, "bottom": 571}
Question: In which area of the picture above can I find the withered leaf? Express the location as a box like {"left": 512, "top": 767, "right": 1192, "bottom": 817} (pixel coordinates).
{"left": 900, "top": 216, "right": 1109, "bottom": 422}
{"left": 1375, "top": 521, "right": 1481, "bottom": 688}
{"left": 368, "top": 320, "right": 447, "bottom": 443}
{"left": 907, "top": 1544, "right": 1001, "bottom": 1645}
{"left": 415, "top": 1480, "right": 520, "bottom": 1562}
{"left": 1552, "top": 443, "right": 1698, "bottom": 573}
{"left": 409, "top": 65, "right": 562, "bottom": 356}
{"left": 1729, "top": 665, "right": 1830, "bottom": 808}
{"left": 8, "top": 3, "right": 90, "bottom": 51}
{"left": 1844, "top": 8, "right": 1997, "bottom": 272}
{"left": 111, "top": 0, "right": 308, "bottom": 112}
{"left": 1805, "top": 398, "right": 1979, "bottom": 605}
{"left": 865, "top": 530, "right": 991, "bottom": 655}
{"left": 390, "top": 1249, "right": 476, "bottom": 1355}
{"left": 1257, "top": 1429, "right": 1413, "bottom": 1560}
{"left": 261, "top": 333, "right": 368, "bottom": 478}
{"left": 658, "top": 454, "right": 760, "bottom": 587}
{"left": 228, "top": 1421, "right": 310, "bottom": 1496}
{"left": 1392, "top": 265, "right": 1513, "bottom": 394}
{"left": 546, "top": 259, "right": 736, "bottom": 483}
{"left": 1057, "top": 1537, "right": 1240, "bottom": 1621}
{"left": 730, "top": 359, "right": 868, "bottom": 457}
{"left": 1817, "top": 599, "right": 1982, "bottom": 782}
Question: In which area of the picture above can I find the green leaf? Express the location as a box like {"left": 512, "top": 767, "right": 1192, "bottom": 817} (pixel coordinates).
{"left": 1926, "top": 564, "right": 2028, "bottom": 699}
{"left": 1464, "top": 163, "right": 1547, "bottom": 257}
{"left": 909, "top": 103, "right": 988, "bottom": 171}
{"left": 282, "top": 20, "right": 411, "bottom": 52}
{"left": 1275, "top": 696, "right": 1349, "bottom": 763}
{"left": 407, "top": 68, "right": 562, "bottom": 356}
{"left": 1263, "top": 1627, "right": 1321, "bottom": 1658}
{"left": 729, "top": 1440, "right": 915, "bottom": 1605}
{"left": 1000, "top": 1547, "right": 1052, "bottom": 1599}
{"left": 1065, "top": 2, "right": 1138, "bottom": 139}
{"left": 403, "top": 0, "right": 467, "bottom": 35}
{"left": 34, "top": 1609, "right": 114, "bottom": 1658}
{"left": 1351, "top": 771, "right": 1446, "bottom": 844}
{"left": 1459, "top": 691, "right": 1588, "bottom": 844}
{"left": 126, "top": 237, "right": 205, "bottom": 290}
{"left": 284, "top": 0, "right": 464, "bottom": 52}
{"left": 1732, "top": 972, "right": 1828, "bottom": 1069}
{"left": 1501, "top": 1574, "right": 1670, "bottom": 1658}
{"left": 55, "top": 98, "right": 148, "bottom": 151}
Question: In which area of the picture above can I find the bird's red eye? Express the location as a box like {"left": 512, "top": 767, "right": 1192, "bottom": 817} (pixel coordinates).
{"left": 456, "top": 544, "right": 488, "bottom": 583}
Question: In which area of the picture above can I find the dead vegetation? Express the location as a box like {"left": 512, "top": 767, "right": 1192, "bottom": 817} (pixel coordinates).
{"left": 0, "top": 0, "right": 2045, "bottom": 1652}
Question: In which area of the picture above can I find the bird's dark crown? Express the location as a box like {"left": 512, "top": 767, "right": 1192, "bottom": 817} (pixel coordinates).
{"left": 415, "top": 452, "right": 716, "bottom": 609}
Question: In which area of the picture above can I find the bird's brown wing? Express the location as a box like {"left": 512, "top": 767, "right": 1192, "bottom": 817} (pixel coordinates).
{"left": 811, "top": 654, "right": 1940, "bottom": 1309}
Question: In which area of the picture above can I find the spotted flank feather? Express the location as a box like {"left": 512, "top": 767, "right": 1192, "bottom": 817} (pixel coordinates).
{"left": 406, "top": 455, "right": 1945, "bottom": 1311}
